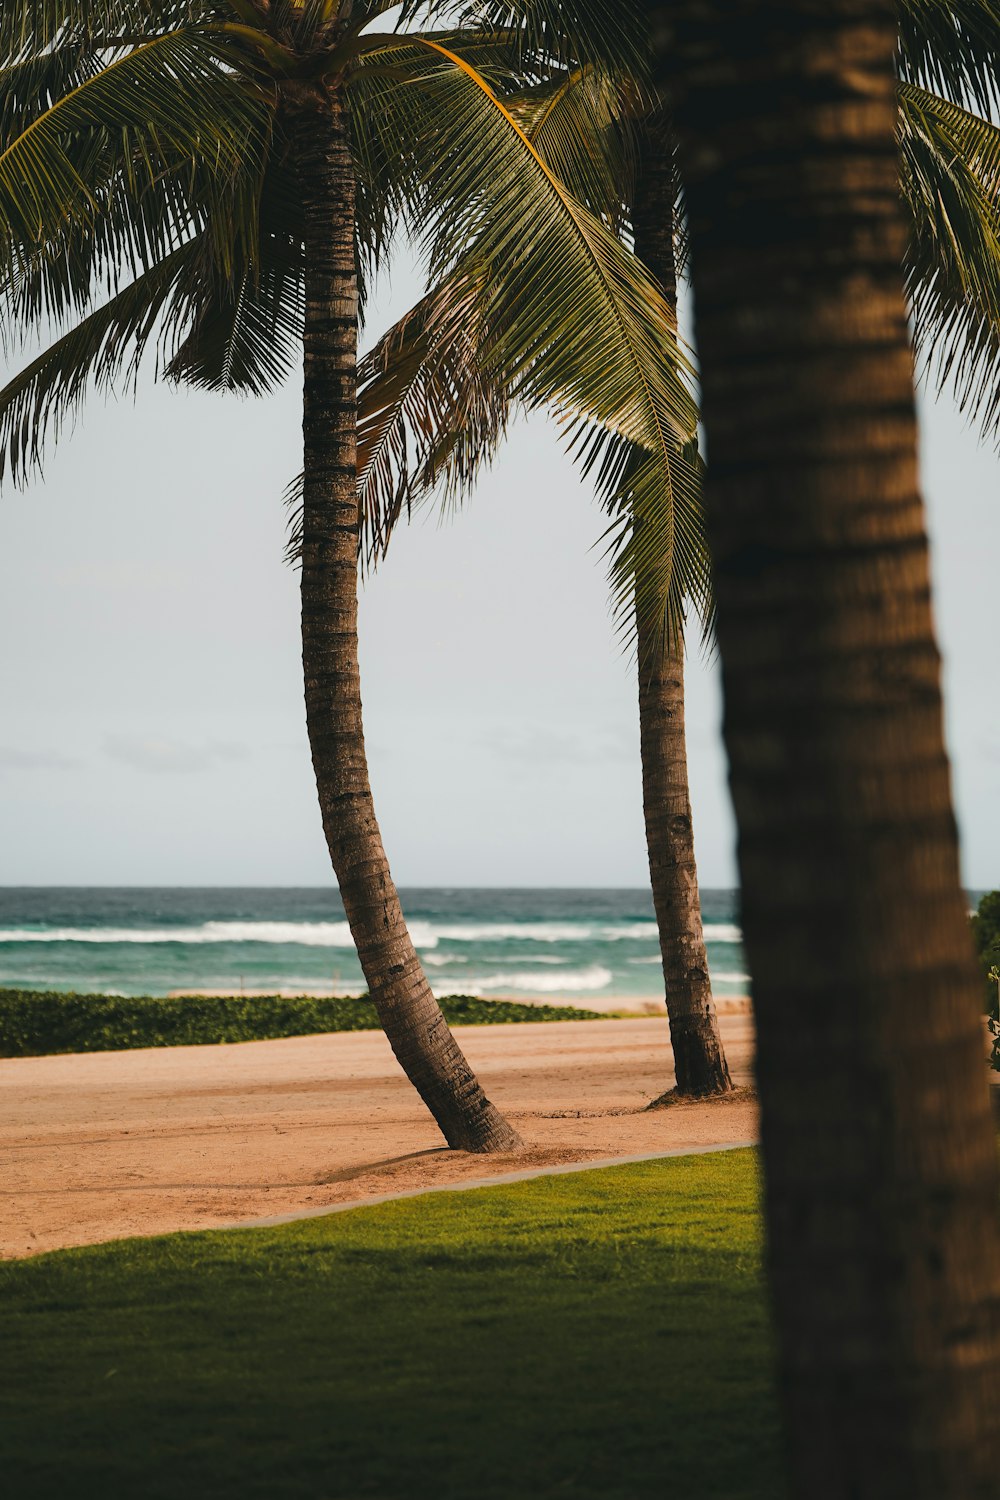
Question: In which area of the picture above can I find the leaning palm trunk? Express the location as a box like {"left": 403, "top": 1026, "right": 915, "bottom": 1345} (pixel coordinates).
{"left": 653, "top": 0, "right": 1000, "bottom": 1493}
{"left": 287, "top": 82, "right": 520, "bottom": 1154}
{"left": 636, "top": 612, "right": 732, "bottom": 1096}
{"left": 632, "top": 121, "right": 732, "bottom": 1098}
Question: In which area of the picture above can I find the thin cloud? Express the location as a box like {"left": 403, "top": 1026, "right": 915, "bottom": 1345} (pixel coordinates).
{"left": 103, "top": 735, "right": 250, "bottom": 775}
{"left": 0, "top": 746, "right": 82, "bottom": 771}
{"left": 484, "top": 724, "right": 635, "bottom": 767}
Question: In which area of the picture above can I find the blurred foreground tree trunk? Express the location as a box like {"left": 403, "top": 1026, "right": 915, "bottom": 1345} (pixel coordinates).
{"left": 632, "top": 118, "right": 732, "bottom": 1099}
{"left": 648, "top": 1, "right": 1000, "bottom": 1493}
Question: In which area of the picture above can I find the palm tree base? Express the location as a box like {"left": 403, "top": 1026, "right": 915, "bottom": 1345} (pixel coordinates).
{"left": 646, "top": 1084, "right": 754, "bottom": 1110}
{"left": 443, "top": 1112, "right": 524, "bottom": 1154}
{"left": 665, "top": 1015, "right": 735, "bottom": 1098}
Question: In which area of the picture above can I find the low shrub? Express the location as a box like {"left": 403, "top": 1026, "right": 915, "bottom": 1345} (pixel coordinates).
{"left": 972, "top": 890, "right": 1000, "bottom": 1015}
{"left": 0, "top": 988, "right": 603, "bottom": 1058}
{"left": 970, "top": 891, "right": 1000, "bottom": 1072}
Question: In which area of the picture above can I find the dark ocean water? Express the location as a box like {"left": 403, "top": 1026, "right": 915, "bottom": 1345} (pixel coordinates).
{"left": 0, "top": 887, "right": 746, "bottom": 1001}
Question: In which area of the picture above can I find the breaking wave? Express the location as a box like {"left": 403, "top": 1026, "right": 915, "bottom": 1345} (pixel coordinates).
{"left": 0, "top": 918, "right": 674, "bottom": 948}
{"left": 702, "top": 923, "right": 743, "bottom": 943}
{"left": 465, "top": 965, "right": 613, "bottom": 993}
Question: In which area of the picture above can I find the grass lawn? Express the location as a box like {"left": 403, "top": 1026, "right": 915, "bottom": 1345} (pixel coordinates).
{"left": 0, "top": 1150, "right": 782, "bottom": 1500}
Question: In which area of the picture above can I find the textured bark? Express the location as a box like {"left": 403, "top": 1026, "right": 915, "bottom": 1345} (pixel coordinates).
{"left": 632, "top": 120, "right": 732, "bottom": 1099}
{"left": 649, "top": 2, "right": 1000, "bottom": 1494}
{"left": 637, "top": 616, "right": 733, "bottom": 1098}
{"left": 286, "top": 83, "right": 520, "bottom": 1154}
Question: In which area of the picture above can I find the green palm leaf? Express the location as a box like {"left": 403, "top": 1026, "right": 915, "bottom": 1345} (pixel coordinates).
{"left": 350, "top": 43, "right": 703, "bottom": 636}
{"left": 899, "top": 80, "right": 1000, "bottom": 436}
{"left": 355, "top": 268, "right": 510, "bottom": 561}
{"left": 0, "top": 238, "right": 201, "bottom": 482}
{"left": 165, "top": 164, "right": 304, "bottom": 394}
{"left": 897, "top": 0, "right": 1000, "bottom": 115}
{"left": 507, "top": 66, "right": 634, "bottom": 231}
{"left": 0, "top": 3, "right": 215, "bottom": 57}
{"left": 409, "top": 0, "right": 649, "bottom": 76}
{"left": 0, "top": 26, "right": 262, "bottom": 258}
{"left": 0, "top": 41, "right": 105, "bottom": 137}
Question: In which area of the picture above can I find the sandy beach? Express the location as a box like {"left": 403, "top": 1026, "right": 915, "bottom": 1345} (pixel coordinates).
{"left": 1, "top": 1006, "right": 756, "bottom": 1259}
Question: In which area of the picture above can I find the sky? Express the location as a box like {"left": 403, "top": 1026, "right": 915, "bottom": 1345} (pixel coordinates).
{"left": 0, "top": 257, "right": 998, "bottom": 890}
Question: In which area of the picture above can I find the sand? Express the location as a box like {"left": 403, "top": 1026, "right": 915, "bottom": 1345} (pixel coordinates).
{"left": 0, "top": 1008, "right": 757, "bottom": 1260}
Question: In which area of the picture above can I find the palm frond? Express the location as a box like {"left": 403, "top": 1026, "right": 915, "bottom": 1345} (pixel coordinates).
{"left": 165, "top": 161, "right": 304, "bottom": 393}
{"left": 897, "top": 0, "right": 1000, "bottom": 115}
{"left": 1, "top": 123, "right": 254, "bottom": 333}
{"left": 357, "top": 37, "right": 695, "bottom": 437}
{"left": 355, "top": 268, "right": 510, "bottom": 561}
{"left": 0, "top": 238, "right": 201, "bottom": 483}
{"left": 509, "top": 66, "right": 633, "bottom": 232}
{"left": 0, "top": 3, "right": 218, "bottom": 58}
{"left": 0, "top": 41, "right": 104, "bottom": 137}
{"left": 899, "top": 81, "right": 1000, "bottom": 438}
{"left": 0, "top": 26, "right": 264, "bottom": 261}
{"left": 406, "top": 0, "right": 649, "bottom": 77}
{"left": 351, "top": 42, "right": 704, "bottom": 636}
{"left": 602, "top": 438, "right": 711, "bottom": 646}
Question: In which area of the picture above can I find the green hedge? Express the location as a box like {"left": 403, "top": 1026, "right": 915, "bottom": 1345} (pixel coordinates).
{"left": 0, "top": 988, "right": 604, "bottom": 1058}
{"left": 972, "top": 890, "right": 1000, "bottom": 1007}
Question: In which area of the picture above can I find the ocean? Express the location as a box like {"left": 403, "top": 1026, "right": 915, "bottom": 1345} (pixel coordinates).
{"left": 0, "top": 887, "right": 747, "bottom": 1003}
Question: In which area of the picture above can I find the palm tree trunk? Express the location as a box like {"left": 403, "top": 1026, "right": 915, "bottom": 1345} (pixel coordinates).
{"left": 632, "top": 120, "right": 732, "bottom": 1099}
{"left": 285, "top": 81, "right": 520, "bottom": 1154}
{"left": 650, "top": 1, "right": 1000, "bottom": 1494}
{"left": 636, "top": 614, "right": 732, "bottom": 1097}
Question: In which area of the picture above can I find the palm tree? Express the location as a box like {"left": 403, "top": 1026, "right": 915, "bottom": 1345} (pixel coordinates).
{"left": 630, "top": 113, "right": 731, "bottom": 1098}
{"left": 352, "top": 55, "right": 730, "bottom": 1099}
{"left": 649, "top": 0, "right": 1000, "bottom": 1492}
{"left": 351, "top": 0, "right": 1000, "bottom": 1104}
{"left": 0, "top": 1, "right": 698, "bottom": 1148}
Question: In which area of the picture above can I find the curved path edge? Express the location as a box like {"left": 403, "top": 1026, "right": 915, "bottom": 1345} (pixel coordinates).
{"left": 234, "top": 1139, "right": 759, "bottom": 1233}
{"left": 3, "top": 1017, "right": 758, "bottom": 1257}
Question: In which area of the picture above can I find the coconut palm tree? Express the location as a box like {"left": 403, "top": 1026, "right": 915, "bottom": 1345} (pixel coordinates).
{"left": 629, "top": 112, "right": 730, "bottom": 1098}
{"left": 351, "top": 54, "right": 729, "bottom": 1098}
{"left": 0, "top": 1, "right": 699, "bottom": 1149}
{"left": 648, "top": 0, "right": 1000, "bottom": 1492}
{"left": 350, "top": 0, "right": 1000, "bottom": 1103}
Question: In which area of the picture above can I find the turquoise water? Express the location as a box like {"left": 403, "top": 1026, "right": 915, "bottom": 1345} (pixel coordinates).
{"left": 0, "top": 887, "right": 746, "bottom": 1001}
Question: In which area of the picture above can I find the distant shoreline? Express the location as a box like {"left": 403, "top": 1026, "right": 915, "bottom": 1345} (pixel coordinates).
{"left": 0, "top": 887, "right": 750, "bottom": 1009}
{"left": 0, "top": 987, "right": 756, "bottom": 1060}
{"left": 163, "top": 988, "right": 753, "bottom": 1016}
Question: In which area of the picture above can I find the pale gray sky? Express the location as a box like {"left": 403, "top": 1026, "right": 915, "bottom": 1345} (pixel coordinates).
{"left": 0, "top": 258, "right": 997, "bottom": 889}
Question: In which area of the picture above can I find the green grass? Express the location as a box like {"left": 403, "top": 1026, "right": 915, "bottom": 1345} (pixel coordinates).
{"left": 0, "top": 988, "right": 605, "bottom": 1058}
{"left": 0, "top": 1150, "right": 782, "bottom": 1500}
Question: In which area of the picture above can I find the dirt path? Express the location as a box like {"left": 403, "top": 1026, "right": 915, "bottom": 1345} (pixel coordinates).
{"left": 1, "top": 1011, "right": 757, "bottom": 1259}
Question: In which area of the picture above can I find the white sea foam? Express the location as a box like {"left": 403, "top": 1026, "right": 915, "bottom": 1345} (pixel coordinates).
{"left": 702, "top": 923, "right": 743, "bottom": 943}
{"left": 0, "top": 916, "right": 737, "bottom": 951}
{"left": 0, "top": 926, "right": 220, "bottom": 944}
{"left": 428, "top": 951, "right": 563, "bottom": 967}
{"left": 431, "top": 921, "right": 659, "bottom": 943}
{"left": 0, "top": 920, "right": 438, "bottom": 948}
{"left": 466, "top": 965, "right": 613, "bottom": 993}
{"left": 432, "top": 922, "right": 579, "bottom": 942}
{"left": 0, "top": 918, "right": 660, "bottom": 947}
{"left": 712, "top": 971, "right": 750, "bottom": 983}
